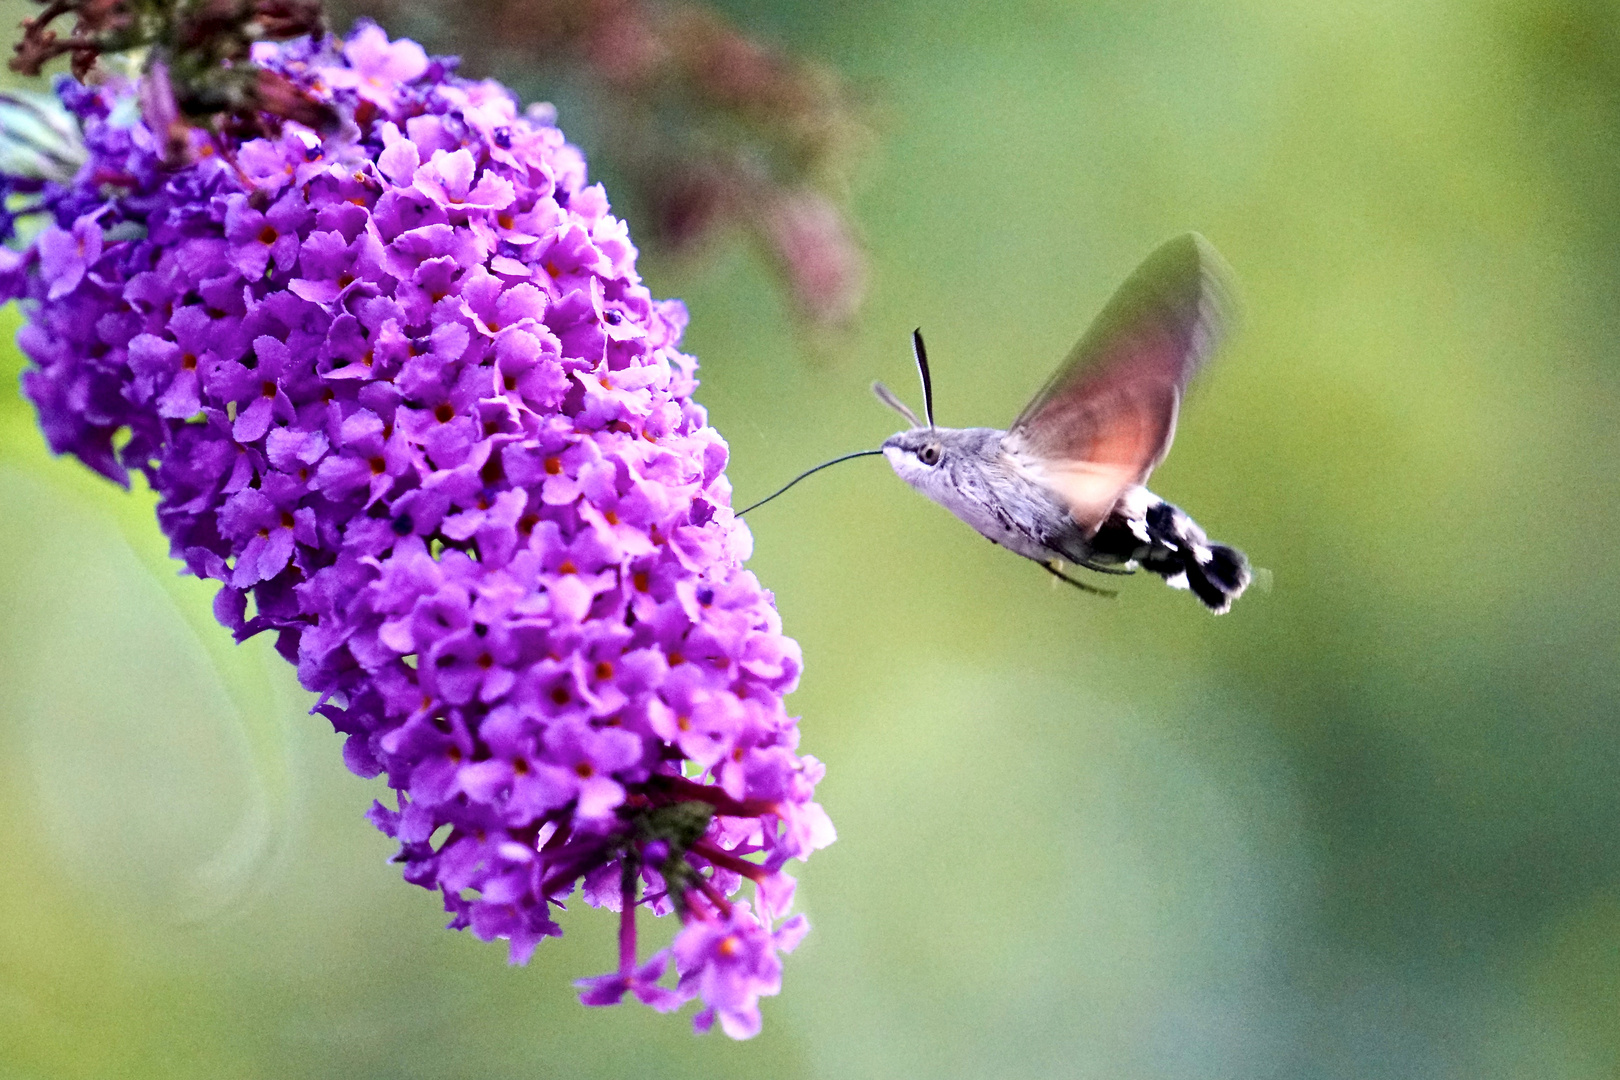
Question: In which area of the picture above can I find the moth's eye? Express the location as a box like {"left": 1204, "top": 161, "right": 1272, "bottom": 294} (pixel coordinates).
{"left": 919, "top": 445, "right": 941, "bottom": 466}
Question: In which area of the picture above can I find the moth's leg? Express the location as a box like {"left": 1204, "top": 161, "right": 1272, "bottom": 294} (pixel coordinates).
{"left": 1042, "top": 560, "right": 1117, "bottom": 598}
{"left": 1076, "top": 559, "right": 1136, "bottom": 576}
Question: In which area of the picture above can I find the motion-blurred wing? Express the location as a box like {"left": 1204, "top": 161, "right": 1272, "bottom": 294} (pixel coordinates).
{"left": 1007, "top": 232, "right": 1236, "bottom": 533}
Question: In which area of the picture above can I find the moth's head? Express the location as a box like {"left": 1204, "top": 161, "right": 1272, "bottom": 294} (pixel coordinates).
{"left": 881, "top": 427, "right": 945, "bottom": 476}
{"left": 881, "top": 427, "right": 997, "bottom": 505}
{"left": 876, "top": 328, "right": 957, "bottom": 492}
{"left": 871, "top": 378, "right": 936, "bottom": 484}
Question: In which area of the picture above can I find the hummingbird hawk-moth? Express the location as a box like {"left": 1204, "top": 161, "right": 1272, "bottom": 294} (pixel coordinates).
{"left": 746, "top": 232, "right": 1251, "bottom": 613}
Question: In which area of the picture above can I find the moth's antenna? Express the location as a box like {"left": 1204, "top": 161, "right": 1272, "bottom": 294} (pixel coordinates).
{"left": 737, "top": 449, "right": 885, "bottom": 516}
{"left": 912, "top": 328, "right": 935, "bottom": 430}
{"left": 871, "top": 381, "right": 920, "bottom": 427}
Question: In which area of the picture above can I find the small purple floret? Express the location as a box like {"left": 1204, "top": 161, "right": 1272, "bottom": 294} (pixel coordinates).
{"left": 0, "top": 23, "right": 832, "bottom": 1037}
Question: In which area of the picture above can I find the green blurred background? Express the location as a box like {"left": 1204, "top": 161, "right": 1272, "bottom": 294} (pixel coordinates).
{"left": 5, "top": 0, "right": 1620, "bottom": 1076}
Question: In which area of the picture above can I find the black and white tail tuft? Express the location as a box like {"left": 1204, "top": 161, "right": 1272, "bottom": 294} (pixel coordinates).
{"left": 1140, "top": 500, "right": 1251, "bottom": 614}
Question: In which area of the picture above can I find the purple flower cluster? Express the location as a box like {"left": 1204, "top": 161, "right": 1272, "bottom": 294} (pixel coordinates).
{"left": 0, "top": 23, "right": 831, "bottom": 1038}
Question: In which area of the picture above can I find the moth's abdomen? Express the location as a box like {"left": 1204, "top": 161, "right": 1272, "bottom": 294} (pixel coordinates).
{"left": 1094, "top": 496, "right": 1250, "bottom": 613}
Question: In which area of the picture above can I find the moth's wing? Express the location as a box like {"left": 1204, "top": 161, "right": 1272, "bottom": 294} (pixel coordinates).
{"left": 1007, "top": 232, "right": 1236, "bottom": 533}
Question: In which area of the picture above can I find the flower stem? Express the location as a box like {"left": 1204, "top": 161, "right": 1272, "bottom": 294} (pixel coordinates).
{"left": 648, "top": 773, "right": 779, "bottom": 818}
{"left": 687, "top": 863, "right": 733, "bottom": 918}
{"left": 618, "top": 859, "right": 638, "bottom": 975}
{"left": 691, "top": 839, "right": 767, "bottom": 882}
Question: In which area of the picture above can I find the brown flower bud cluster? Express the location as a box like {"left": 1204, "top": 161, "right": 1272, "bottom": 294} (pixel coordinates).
{"left": 11, "top": 0, "right": 336, "bottom": 142}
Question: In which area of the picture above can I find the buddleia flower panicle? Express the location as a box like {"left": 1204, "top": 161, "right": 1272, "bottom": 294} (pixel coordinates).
{"left": 0, "top": 19, "right": 833, "bottom": 1038}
